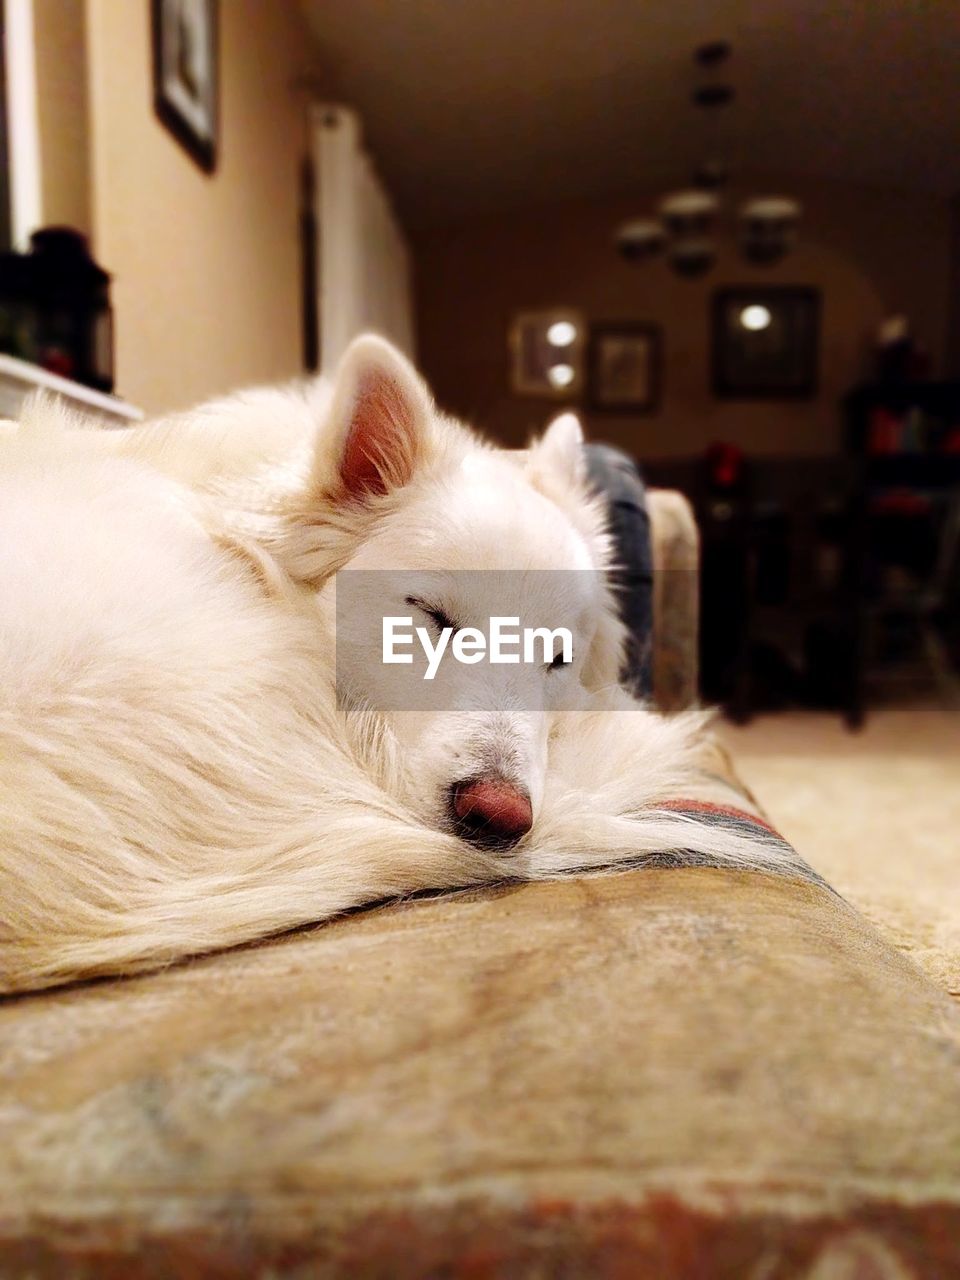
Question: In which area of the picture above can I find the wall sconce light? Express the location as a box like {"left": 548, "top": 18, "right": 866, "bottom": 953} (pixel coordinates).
{"left": 509, "top": 310, "right": 585, "bottom": 398}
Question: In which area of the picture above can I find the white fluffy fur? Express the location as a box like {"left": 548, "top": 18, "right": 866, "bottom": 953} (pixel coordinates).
{"left": 0, "top": 337, "right": 789, "bottom": 994}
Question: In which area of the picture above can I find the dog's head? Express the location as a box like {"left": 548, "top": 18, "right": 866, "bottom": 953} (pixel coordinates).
{"left": 271, "top": 336, "right": 626, "bottom": 848}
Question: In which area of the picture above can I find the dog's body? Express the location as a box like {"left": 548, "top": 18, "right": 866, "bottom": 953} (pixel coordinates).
{"left": 0, "top": 338, "right": 790, "bottom": 994}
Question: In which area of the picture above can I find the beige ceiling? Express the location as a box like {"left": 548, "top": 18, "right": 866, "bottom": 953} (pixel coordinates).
{"left": 300, "top": 0, "right": 960, "bottom": 228}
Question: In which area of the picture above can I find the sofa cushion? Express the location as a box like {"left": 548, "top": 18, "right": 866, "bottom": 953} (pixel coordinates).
{"left": 2, "top": 867, "right": 958, "bottom": 1276}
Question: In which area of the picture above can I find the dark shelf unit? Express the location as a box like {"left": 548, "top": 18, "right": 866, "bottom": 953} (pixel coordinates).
{"left": 844, "top": 380, "right": 960, "bottom": 467}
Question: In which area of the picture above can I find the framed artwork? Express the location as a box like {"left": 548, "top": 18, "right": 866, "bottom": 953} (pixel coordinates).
{"left": 588, "top": 323, "right": 661, "bottom": 413}
{"left": 712, "top": 286, "right": 820, "bottom": 398}
{"left": 152, "top": 0, "right": 219, "bottom": 173}
{"left": 509, "top": 310, "right": 585, "bottom": 398}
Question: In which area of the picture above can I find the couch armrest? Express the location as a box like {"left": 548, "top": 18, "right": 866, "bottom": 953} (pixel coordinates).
{"left": 5, "top": 869, "right": 959, "bottom": 1275}
{"left": 647, "top": 488, "right": 699, "bottom": 712}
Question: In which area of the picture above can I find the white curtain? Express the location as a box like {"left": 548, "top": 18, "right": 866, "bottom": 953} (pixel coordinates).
{"left": 311, "top": 104, "right": 415, "bottom": 373}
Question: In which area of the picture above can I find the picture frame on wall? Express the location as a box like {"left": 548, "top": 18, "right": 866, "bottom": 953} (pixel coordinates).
{"left": 587, "top": 323, "right": 661, "bottom": 413}
{"left": 508, "top": 310, "right": 586, "bottom": 398}
{"left": 712, "top": 286, "right": 820, "bottom": 398}
{"left": 151, "top": 0, "right": 219, "bottom": 174}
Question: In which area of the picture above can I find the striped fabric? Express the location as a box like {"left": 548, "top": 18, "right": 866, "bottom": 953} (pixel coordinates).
{"left": 646, "top": 799, "right": 829, "bottom": 888}
{"left": 549, "top": 799, "right": 828, "bottom": 890}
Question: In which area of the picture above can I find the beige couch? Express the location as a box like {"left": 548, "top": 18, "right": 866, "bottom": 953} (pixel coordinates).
{"left": 2, "top": 493, "right": 958, "bottom": 1277}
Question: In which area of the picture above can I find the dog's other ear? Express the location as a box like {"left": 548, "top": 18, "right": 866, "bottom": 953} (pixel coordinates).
{"left": 526, "top": 411, "right": 627, "bottom": 688}
{"left": 527, "top": 409, "right": 586, "bottom": 494}
{"left": 323, "top": 335, "right": 433, "bottom": 501}
{"left": 527, "top": 411, "right": 586, "bottom": 489}
{"left": 525, "top": 411, "right": 587, "bottom": 508}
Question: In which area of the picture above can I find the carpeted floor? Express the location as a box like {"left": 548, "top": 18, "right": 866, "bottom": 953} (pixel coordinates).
{"left": 719, "top": 707, "right": 960, "bottom": 999}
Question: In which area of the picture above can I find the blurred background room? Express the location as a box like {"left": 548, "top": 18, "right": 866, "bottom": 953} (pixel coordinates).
{"left": 2, "top": 0, "right": 958, "bottom": 975}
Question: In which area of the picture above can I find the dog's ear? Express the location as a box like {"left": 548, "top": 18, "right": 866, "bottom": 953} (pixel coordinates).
{"left": 322, "top": 335, "right": 433, "bottom": 501}
{"left": 526, "top": 412, "right": 627, "bottom": 689}
{"left": 525, "top": 411, "right": 587, "bottom": 508}
{"left": 527, "top": 411, "right": 586, "bottom": 488}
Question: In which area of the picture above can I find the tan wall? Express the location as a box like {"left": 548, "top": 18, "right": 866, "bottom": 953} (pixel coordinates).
{"left": 85, "top": 0, "right": 321, "bottom": 414}
{"left": 34, "top": 0, "right": 91, "bottom": 235}
{"left": 414, "top": 178, "right": 952, "bottom": 458}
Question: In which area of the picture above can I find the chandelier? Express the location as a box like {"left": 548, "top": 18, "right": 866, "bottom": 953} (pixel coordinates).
{"left": 616, "top": 42, "right": 801, "bottom": 277}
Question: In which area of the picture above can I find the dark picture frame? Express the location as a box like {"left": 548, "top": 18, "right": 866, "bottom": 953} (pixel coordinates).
{"left": 588, "top": 323, "right": 661, "bottom": 413}
{"left": 712, "top": 286, "right": 820, "bottom": 399}
{"left": 151, "top": 0, "right": 219, "bottom": 174}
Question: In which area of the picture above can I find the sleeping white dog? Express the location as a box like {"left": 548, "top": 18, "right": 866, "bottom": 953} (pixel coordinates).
{"left": 0, "top": 336, "right": 800, "bottom": 994}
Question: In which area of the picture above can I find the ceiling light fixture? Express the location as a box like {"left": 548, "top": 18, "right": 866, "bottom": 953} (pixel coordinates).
{"left": 616, "top": 43, "right": 802, "bottom": 278}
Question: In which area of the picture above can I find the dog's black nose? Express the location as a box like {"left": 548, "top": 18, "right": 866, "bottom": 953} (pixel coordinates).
{"left": 449, "top": 775, "right": 533, "bottom": 851}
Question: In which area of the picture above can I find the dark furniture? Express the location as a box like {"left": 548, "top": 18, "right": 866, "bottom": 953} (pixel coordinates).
{"left": 646, "top": 432, "right": 960, "bottom": 727}
{"left": 843, "top": 382, "right": 960, "bottom": 722}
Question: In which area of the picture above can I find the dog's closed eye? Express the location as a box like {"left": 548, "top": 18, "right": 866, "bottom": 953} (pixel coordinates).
{"left": 405, "top": 596, "right": 459, "bottom": 635}
{"left": 548, "top": 652, "right": 571, "bottom": 672}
